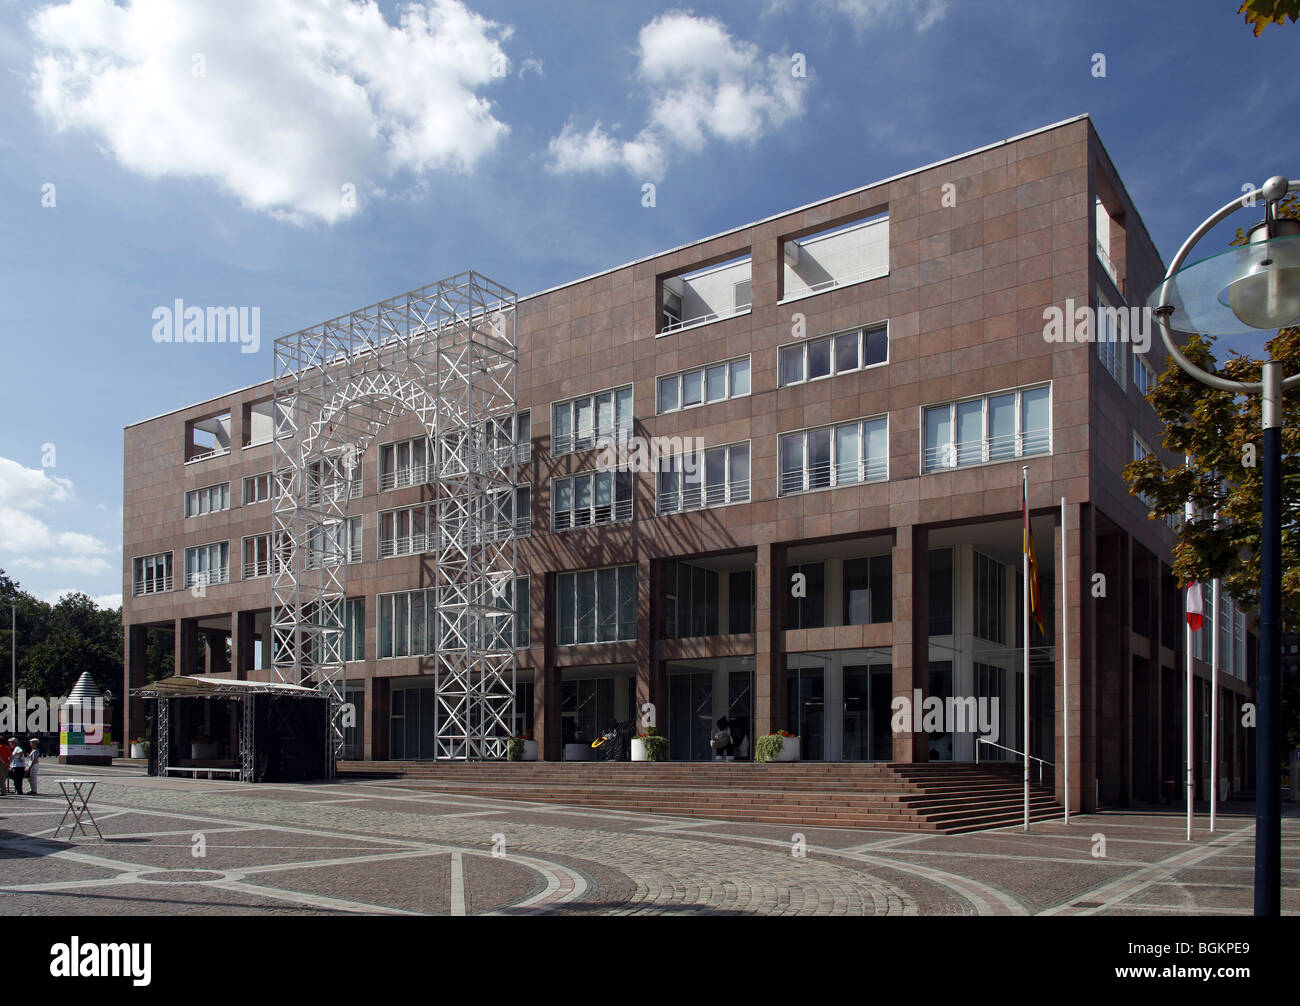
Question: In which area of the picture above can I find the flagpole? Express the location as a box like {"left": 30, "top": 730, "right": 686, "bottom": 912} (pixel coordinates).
{"left": 1023, "top": 467, "right": 1031, "bottom": 833}
{"left": 1210, "top": 575, "right": 1220, "bottom": 833}
{"left": 1061, "top": 496, "right": 1069, "bottom": 826}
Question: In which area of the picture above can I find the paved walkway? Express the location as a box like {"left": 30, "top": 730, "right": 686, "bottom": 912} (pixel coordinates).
{"left": 1, "top": 763, "right": 1295, "bottom": 916}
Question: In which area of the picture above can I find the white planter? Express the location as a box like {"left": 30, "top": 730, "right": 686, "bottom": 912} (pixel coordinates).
{"left": 522, "top": 740, "right": 538, "bottom": 762}
{"left": 564, "top": 742, "right": 591, "bottom": 761}
{"left": 774, "top": 737, "right": 800, "bottom": 762}
{"left": 131, "top": 743, "right": 148, "bottom": 759}
{"left": 631, "top": 737, "right": 647, "bottom": 762}
{"left": 191, "top": 741, "right": 219, "bottom": 760}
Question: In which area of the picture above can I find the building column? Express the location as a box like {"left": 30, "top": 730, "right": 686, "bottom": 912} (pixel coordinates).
{"left": 537, "top": 571, "right": 561, "bottom": 761}
{"left": 175, "top": 617, "right": 198, "bottom": 677}
{"left": 367, "top": 674, "right": 389, "bottom": 761}
{"left": 1055, "top": 503, "right": 1087, "bottom": 814}
{"left": 232, "top": 611, "right": 256, "bottom": 679}
{"left": 634, "top": 557, "right": 666, "bottom": 734}
{"left": 754, "top": 542, "right": 787, "bottom": 737}
{"left": 893, "top": 525, "right": 928, "bottom": 762}
{"left": 123, "top": 624, "right": 149, "bottom": 746}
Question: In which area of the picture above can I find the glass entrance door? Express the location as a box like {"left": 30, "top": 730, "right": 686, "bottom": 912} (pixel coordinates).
{"left": 843, "top": 665, "right": 892, "bottom": 761}
{"left": 670, "top": 673, "right": 714, "bottom": 760}
{"left": 786, "top": 666, "right": 824, "bottom": 760}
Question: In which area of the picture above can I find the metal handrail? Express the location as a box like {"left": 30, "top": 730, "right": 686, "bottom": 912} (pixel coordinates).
{"left": 976, "top": 737, "right": 1054, "bottom": 785}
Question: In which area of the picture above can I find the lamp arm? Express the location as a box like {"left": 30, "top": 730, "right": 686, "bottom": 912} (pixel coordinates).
{"left": 1155, "top": 178, "right": 1300, "bottom": 393}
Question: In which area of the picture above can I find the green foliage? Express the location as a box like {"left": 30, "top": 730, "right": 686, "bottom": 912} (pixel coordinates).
{"left": 639, "top": 734, "right": 668, "bottom": 761}
{"left": 507, "top": 736, "right": 525, "bottom": 761}
{"left": 755, "top": 734, "right": 787, "bottom": 763}
{"left": 1239, "top": 0, "right": 1300, "bottom": 34}
{"left": 1122, "top": 195, "right": 1300, "bottom": 630}
{"left": 0, "top": 572, "right": 124, "bottom": 698}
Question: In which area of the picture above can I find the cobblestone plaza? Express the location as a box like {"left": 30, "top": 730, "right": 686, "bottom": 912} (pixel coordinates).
{"left": 2, "top": 764, "right": 1295, "bottom": 916}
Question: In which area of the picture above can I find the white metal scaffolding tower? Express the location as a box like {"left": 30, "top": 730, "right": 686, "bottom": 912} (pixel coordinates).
{"left": 271, "top": 271, "right": 519, "bottom": 770}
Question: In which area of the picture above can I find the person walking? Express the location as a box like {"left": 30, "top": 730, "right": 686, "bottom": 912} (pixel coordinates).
{"left": 7, "top": 738, "right": 26, "bottom": 796}
{"left": 25, "top": 739, "right": 40, "bottom": 796}
{"left": 0, "top": 737, "right": 10, "bottom": 796}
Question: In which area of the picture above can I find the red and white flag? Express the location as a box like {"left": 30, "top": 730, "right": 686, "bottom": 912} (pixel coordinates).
{"left": 1186, "top": 582, "right": 1204, "bottom": 631}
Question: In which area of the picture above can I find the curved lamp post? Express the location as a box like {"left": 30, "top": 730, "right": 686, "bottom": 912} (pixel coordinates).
{"left": 1149, "top": 174, "right": 1300, "bottom": 917}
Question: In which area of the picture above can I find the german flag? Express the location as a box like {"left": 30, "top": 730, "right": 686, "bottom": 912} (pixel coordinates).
{"left": 1023, "top": 478, "right": 1044, "bottom": 634}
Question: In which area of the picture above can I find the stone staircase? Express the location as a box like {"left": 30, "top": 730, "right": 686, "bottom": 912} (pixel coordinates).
{"left": 337, "top": 760, "right": 1062, "bottom": 834}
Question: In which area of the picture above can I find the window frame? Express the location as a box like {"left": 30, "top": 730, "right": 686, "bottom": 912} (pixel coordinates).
{"left": 551, "top": 385, "right": 634, "bottom": 457}
{"left": 777, "top": 323, "right": 889, "bottom": 389}
{"left": 656, "top": 356, "right": 752, "bottom": 415}
{"left": 778, "top": 417, "right": 887, "bottom": 496}
{"left": 921, "top": 384, "right": 1052, "bottom": 474}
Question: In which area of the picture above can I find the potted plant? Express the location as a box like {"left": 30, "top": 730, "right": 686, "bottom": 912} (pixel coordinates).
{"left": 130, "top": 737, "right": 150, "bottom": 760}
{"left": 506, "top": 734, "right": 538, "bottom": 762}
{"left": 755, "top": 730, "right": 800, "bottom": 763}
{"left": 631, "top": 725, "right": 668, "bottom": 762}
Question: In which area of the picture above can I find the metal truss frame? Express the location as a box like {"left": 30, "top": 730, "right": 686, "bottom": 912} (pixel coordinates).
{"left": 272, "top": 271, "right": 518, "bottom": 769}
{"left": 156, "top": 698, "right": 170, "bottom": 776}
{"left": 240, "top": 697, "right": 256, "bottom": 782}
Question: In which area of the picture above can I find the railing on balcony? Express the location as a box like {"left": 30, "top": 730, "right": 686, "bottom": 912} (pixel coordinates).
{"left": 184, "top": 447, "right": 230, "bottom": 465}
{"left": 132, "top": 575, "right": 173, "bottom": 597}
{"left": 184, "top": 568, "right": 230, "bottom": 589}
{"left": 657, "top": 481, "right": 750, "bottom": 515}
{"left": 922, "top": 430, "right": 1051, "bottom": 474}
{"left": 659, "top": 303, "right": 750, "bottom": 336}
{"left": 551, "top": 424, "right": 631, "bottom": 457}
{"left": 778, "top": 458, "right": 887, "bottom": 496}
{"left": 551, "top": 496, "right": 633, "bottom": 531}
{"left": 305, "top": 479, "right": 362, "bottom": 505}
{"left": 1096, "top": 238, "right": 1119, "bottom": 286}
{"left": 782, "top": 265, "right": 886, "bottom": 302}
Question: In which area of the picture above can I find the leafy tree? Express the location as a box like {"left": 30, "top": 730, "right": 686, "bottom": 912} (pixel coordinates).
{"left": 1239, "top": 0, "right": 1300, "bottom": 34}
{"left": 1124, "top": 192, "right": 1300, "bottom": 627}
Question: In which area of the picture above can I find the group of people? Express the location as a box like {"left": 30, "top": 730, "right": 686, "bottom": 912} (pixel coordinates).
{"left": 0, "top": 737, "right": 40, "bottom": 796}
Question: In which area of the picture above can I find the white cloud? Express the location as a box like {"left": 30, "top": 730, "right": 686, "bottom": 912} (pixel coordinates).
{"left": 547, "top": 12, "right": 805, "bottom": 180}
{"left": 28, "top": 0, "right": 512, "bottom": 225}
{"left": 13, "top": 555, "right": 113, "bottom": 577}
{"left": 826, "top": 0, "right": 949, "bottom": 31}
{"left": 518, "top": 57, "right": 543, "bottom": 80}
{"left": 0, "top": 455, "right": 114, "bottom": 597}
{"left": 43, "top": 589, "right": 122, "bottom": 609}
{"left": 0, "top": 457, "right": 73, "bottom": 509}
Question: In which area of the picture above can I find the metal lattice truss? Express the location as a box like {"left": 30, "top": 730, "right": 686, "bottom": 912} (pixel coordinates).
{"left": 272, "top": 271, "right": 519, "bottom": 767}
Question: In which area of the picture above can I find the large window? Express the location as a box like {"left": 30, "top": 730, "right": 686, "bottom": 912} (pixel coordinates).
{"left": 243, "top": 472, "right": 271, "bottom": 505}
{"left": 929, "top": 548, "right": 953, "bottom": 635}
{"left": 344, "top": 597, "right": 364, "bottom": 663}
{"left": 242, "top": 534, "right": 276, "bottom": 579}
{"left": 973, "top": 551, "right": 1006, "bottom": 644}
{"left": 1133, "top": 353, "right": 1155, "bottom": 398}
{"left": 556, "top": 566, "right": 637, "bottom": 645}
{"left": 662, "top": 561, "right": 719, "bottom": 638}
{"left": 729, "top": 570, "right": 755, "bottom": 635}
{"left": 779, "top": 324, "right": 888, "bottom": 387}
{"left": 184, "top": 483, "right": 230, "bottom": 517}
{"left": 1097, "top": 290, "right": 1125, "bottom": 387}
{"left": 552, "top": 386, "right": 633, "bottom": 456}
{"left": 657, "top": 442, "right": 750, "bottom": 514}
{"left": 657, "top": 357, "right": 751, "bottom": 413}
{"left": 922, "top": 385, "right": 1051, "bottom": 473}
{"left": 379, "top": 504, "right": 431, "bottom": 558}
{"left": 553, "top": 471, "right": 633, "bottom": 530}
{"left": 843, "top": 555, "right": 892, "bottom": 625}
{"left": 379, "top": 437, "right": 430, "bottom": 492}
{"left": 184, "top": 542, "right": 229, "bottom": 588}
{"left": 132, "top": 552, "right": 172, "bottom": 596}
{"left": 378, "top": 578, "right": 528, "bottom": 658}
{"left": 786, "top": 562, "right": 825, "bottom": 629}
{"left": 779, "top": 417, "right": 886, "bottom": 495}
{"left": 306, "top": 517, "right": 361, "bottom": 567}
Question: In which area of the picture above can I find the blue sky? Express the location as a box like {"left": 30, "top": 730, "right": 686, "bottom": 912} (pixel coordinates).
{"left": 0, "top": 0, "right": 1296, "bottom": 608}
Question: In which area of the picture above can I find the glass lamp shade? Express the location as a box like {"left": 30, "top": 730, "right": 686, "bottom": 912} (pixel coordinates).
{"left": 1148, "top": 233, "right": 1300, "bottom": 335}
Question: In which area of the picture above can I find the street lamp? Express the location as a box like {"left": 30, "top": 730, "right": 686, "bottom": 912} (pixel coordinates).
{"left": 1149, "top": 174, "right": 1300, "bottom": 917}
